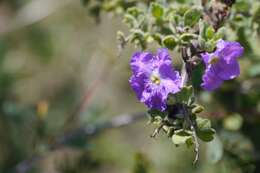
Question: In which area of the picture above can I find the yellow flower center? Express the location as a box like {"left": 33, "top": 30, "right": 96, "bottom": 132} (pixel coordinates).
{"left": 209, "top": 56, "right": 219, "bottom": 64}
{"left": 150, "top": 75, "right": 161, "bottom": 85}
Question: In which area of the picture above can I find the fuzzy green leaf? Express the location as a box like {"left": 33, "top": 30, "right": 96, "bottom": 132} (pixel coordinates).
{"left": 175, "top": 85, "right": 193, "bottom": 103}
{"left": 184, "top": 9, "right": 201, "bottom": 27}
{"left": 196, "top": 117, "right": 215, "bottom": 142}
{"left": 162, "top": 35, "right": 177, "bottom": 50}
{"left": 172, "top": 130, "right": 193, "bottom": 146}
{"left": 151, "top": 3, "right": 164, "bottom": 19}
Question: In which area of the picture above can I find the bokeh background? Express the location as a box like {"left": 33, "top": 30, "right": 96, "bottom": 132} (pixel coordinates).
{"left": 0, "top": 0, "right": 259, "bottom": 173}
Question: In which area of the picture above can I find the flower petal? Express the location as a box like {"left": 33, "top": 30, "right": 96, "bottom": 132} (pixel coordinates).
{"left": 159, "top": 64, "right": 181, "bottom": 94}
{"left": 218, "top": 41, "right": 244, "bottom": 64}
{"left": 130, "top": 51, "right": 153, "bottom": 76}
{"left": 144, "top": 91, "right": 166, "bottom": 111}
{"left": 201, "top": 52, "right": 212, "bottom": 65}
{"left": 156, "top": 48, "right": 172, "bottom": 65}
{"left": 201, "top": 67, "right": 223, "bottom": 91}
{"left": 216, "top": 60, "right": 240, "bottom": 80}
{"left": 129, "top": 74, "right": 147, "bottom": 100}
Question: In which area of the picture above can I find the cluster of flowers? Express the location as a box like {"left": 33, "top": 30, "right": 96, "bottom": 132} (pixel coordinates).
{"left": 129, "top": 40, "right": 244, "bottom": 111}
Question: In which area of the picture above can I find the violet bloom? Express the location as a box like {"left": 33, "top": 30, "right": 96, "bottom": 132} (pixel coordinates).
{"left": 129, "top": 48, "right": 181, "bottom": 111}
{"left": 201, "top": 40, "right": 244, "bottom": 91}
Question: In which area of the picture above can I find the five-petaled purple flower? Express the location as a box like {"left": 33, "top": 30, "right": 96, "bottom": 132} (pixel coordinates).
{"left": 129, "top": 49, "right": 181, "bottom": 111}
{"left": 201, "top": 39, "right": 244, "bottom": 91}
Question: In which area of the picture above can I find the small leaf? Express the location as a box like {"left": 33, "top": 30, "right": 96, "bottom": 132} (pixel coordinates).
{"left": 162, "top": 35, "right": 177, "bottom": 50}
{"left": 151, "top": 3, "right": 164, "bottom": 19}
{"left": 127, "top": 7, "right": 143, "bottom": 18}
{"left": 192, "top": 105, "right": 204, "bottom": 114}
{"left": 214, "top": 27, "right": 225, "bottom": 40}
{"left": 196, "top": 117, "right": 211, "bottom": 129}
{"left": 180, "top": 33, "right": 197, "bottom": 42}
{"left": 172, "top": 130, "right": 193, "bottom": 146}
{"left": 123, "top": 14, "right": 137, "bottom": 28}
{"left": 152, "top": 33, "right": 162, "bottom": 45}
{"left": 205, "top": 26, "right": 215, "bottom": 40}
{"left": 234, "top": 1, "right": 250, "bottom": 13}
{"left": 196, "top": 117, "right": 215, "bottom": 142}
{"left": 253, "top": 5, "right": 260, "bottom": 24}
{"left": 204, "top": 40, "right": 216, "bottom": 52}
{"left": 184, "top": 8, "right": 201, "bottom": 27}
{"left": 148, "top": 109, "right": 166, "bottom": 119}
{"left": 175, "top": 85, "right": 193, "bottom": 103}
{"left": 197, "top": 128, "right": 215, "bottom": 142}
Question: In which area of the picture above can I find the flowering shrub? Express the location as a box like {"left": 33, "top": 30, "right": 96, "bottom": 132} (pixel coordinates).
{"left": 1, "top": 0, "right": 260, "bottom": 173}
{"left": 82, "top": 0, "right": 260, "bottom": 164}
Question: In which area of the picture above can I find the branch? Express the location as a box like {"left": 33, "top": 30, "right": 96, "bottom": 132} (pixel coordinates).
{"left": 15, "top": 112, "right": 146, "bottom": 173}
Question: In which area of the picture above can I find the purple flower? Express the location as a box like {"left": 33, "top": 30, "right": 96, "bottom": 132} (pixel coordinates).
{"left": 201, "top": 40, "right": 244, "bottom": 91}
{"left": 129, "top": 48, "right": 181, "bottom": 111}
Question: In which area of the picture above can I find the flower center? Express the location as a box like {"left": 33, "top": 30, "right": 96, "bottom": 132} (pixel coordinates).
{"left": 150, "top": 75, "right": 161, "bottom": 85}
{"left": 209, "top": 56, "right": 219, "bottom": 64}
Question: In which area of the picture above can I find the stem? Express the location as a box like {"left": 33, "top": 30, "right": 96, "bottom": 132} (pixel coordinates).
{"left": 182, "top": 104, "right": 200, "bottom": 164}
{"left": 150, "top": 123, "right": 164, "bottom": 138}
{"left": 181, "top": 62, "right": 188, "bottom": 88}
{"left": 180, "top": 47, "right": 199, "bottom": 164}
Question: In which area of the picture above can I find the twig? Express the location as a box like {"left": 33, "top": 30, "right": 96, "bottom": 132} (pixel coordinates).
{"left": 63, "top": 67, "right": 109, "bottom": 128}
{"left": 150, "top": 123, "right": 164, "bottom": 138}
{"left": 15, "top": 112, "right": 146, "bottom": 173}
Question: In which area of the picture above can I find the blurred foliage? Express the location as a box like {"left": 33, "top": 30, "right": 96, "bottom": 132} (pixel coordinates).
{"left": 132, "top": 153, "right": 151, "bottom": 173}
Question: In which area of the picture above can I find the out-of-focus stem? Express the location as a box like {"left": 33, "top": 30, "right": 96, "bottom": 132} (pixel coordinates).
{"left": 180, "top": 47, "right": 199, "bottom": 164}
{"left": 15, "top": 112, "right": 146, "bottom": 173}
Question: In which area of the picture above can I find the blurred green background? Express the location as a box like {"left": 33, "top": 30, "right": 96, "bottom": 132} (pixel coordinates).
{"left": 0, "top": 0, "right": 259, "bottom": 173}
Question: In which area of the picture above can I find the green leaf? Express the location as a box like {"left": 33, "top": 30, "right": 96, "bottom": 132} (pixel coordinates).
{"left": 180, "top": 33, "right": 197, "bottom": 42}
{"left": 214, "top": 27, "right": 225, "bottom": 40}
{"left": 184, "top": 8, "right": 201, "bottom": 27}
{"left": 197, "top": 128, "right": 215, "bottom": 142}
{"left": 151, "top": 3, "right": 164, "bottom": 19}
{"left": 196, "top": 117, "right": 211, "bottom": 129}
{"left": 191, "top": 105, "right": 204, "bottom": 114}
{"left": 175, "top": 85, "right": 193, "bottom": 103}
{"left": 148, "top": 109, "right": 166, "bottom": 119}
{"left": 196, "top": 117, "right": 215, "bottom": 142}
{"left": 205, "top": 26, "right": 215, "bottom": 40}
{"left": 253, "top": 5, "right": 260, "bottom": 24}
{"left": 127, "top": 7, "right": 143, "bottom": 18}
{"left": 172, "top": 130, "right": 193, "bottom": 146}
{"left": 162, "top": 35, "right": 177, "bottom": 50}
{"left": 152, "top": 33, "right": 162, "bottom": 45}
{"left": 123, "top": 14, "right": 137, "bottom": 28}
{"left": 234, "top": 1, "right": 250, "bottom": 13}
{"left": 204, "top": 40, "right": 216, "bottom": 52}
{"left": 223, "top": 114, "right": 243, "bottom": 131}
